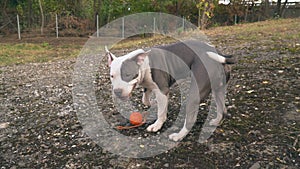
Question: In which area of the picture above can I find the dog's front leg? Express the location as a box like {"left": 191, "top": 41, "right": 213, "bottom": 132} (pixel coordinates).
{"left": 146, "top": 89, "right": 168, "bottom": 132}
{"left": 142, "top": 88, "right": 154, "bottom": 106}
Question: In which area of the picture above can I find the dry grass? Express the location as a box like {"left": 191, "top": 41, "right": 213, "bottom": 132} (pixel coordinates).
{"left": 0, "top": 42, "right": 80, "bottom": 66}
{"left": 0, "top": 18, "right": 299, "bottom": 67}
{"left": 205, "top": 18, "right": 300, "bottom": 46}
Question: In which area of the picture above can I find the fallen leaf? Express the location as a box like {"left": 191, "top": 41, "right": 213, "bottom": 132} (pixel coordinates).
{"left": 278, "top": 70, "right": 284, "bottom": 73}
{"left": 262, "top": 81, "right": 269, "bottom": 84}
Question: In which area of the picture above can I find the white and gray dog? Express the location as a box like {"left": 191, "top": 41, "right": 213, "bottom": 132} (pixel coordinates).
{"left": 106, "top": 40, "right": 235, "bottom": 141}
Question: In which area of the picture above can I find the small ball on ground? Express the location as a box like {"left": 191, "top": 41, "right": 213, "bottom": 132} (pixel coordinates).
{"left": 130, "top": 112, "right": 143, "bottom": 125}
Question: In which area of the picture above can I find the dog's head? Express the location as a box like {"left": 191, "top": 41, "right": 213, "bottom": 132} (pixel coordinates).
{"left": 105, "top": 46, "right": 150, "bottom": 100}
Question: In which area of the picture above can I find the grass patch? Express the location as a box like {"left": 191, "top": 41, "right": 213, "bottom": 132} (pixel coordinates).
{"left": 205, "top": 18, "right": 300, "bottom": 47}
{"left": 112, "top": 34, "right": 177, "bottom": 50}
{"left": 1, "top": 18, "right": 299, "bottom": 66}
{"left": 0, "top": 43, "right": 80, "bottom": 66}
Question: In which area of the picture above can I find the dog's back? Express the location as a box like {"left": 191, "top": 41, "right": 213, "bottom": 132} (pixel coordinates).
{"left": 148, "top": 40, "right": 234, "bottom": 91}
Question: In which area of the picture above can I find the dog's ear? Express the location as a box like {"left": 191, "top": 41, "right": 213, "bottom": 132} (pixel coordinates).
{"left": 105, "top": 46, "right": 117, "bottom": 67}
{"left": 134, "top": 50, "right": 151, "bottom": 65}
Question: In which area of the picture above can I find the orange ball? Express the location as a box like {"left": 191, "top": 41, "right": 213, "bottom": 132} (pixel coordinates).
{"left": 129, "top": 112, "right": 143, "bottom": 125}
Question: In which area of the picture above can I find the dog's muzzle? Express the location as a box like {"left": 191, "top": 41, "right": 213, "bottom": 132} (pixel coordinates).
{"left": 113, "top": 70, "right": 141, "bottom": 100}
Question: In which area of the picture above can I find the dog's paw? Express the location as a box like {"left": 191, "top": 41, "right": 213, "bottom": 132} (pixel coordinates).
{"left": 146, "top": 121, "right": 163, "bottom": 132}
{"left": 169, "top": 128, "right": 189, "bottom": 141}
{"left": 169, "top": 133, "right": 184, "bottom": 142}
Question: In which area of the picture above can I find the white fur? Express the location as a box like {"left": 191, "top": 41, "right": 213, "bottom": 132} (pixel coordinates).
{"left": 107, "top": 46, "right": 228, "bottom": 142}
{"left": 169, "top": 127, "right": 189, "bottom": 142}
{"left": 108, "top": 49, "right": 147, "bottom": 98}
{"left": 146, "top": 89, "right": 168, "bottom": 132}
{"left": 206, "top": 52, "right": 226, "bottom": 63}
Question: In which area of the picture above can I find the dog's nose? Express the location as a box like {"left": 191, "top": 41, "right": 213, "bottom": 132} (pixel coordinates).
{"left": 113, "top": 88, "right": 123, "bottom": 97}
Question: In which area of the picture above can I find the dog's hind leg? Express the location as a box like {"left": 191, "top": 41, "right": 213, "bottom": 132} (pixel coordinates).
{"left": 169, "top": 60, "right": 212, "bottom": 141}
{"left": 169, "top": 62, "right": 211, "bottom": 141}
{"left": 168, "top": 75, "right": 201, "bottom": 141}
{"left": 209, "top": 87, "right": 226, "bottom": 126}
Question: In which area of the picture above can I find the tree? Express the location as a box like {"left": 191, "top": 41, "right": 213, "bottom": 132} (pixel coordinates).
{"left": 274, "top": 0, "right": 288, "bottom": 17}
{"left": 27, "top": 0, "right": 33, "bottom": 28}
{"left": 262, "top": 0, "right": 270, "bottom": 19}
{"left": 196, "top": 0, "right": 217, "bottom": 29}
{"left": 0, "top": 0, "right": 17, "bottom": 32}
{"left": 38, "top": 0, "right": 44, "bottom": 35}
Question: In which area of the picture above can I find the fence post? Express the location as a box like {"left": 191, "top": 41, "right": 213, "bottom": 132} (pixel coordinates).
{"left": 96, "top": 14, "right": 99, "bottom": 37}
{"left": 182, "top": 16, "right": 185, "bottom": 32}
{"left": 153, "top": 17, "right": 156, "bottom": 35}
{"left": 122, "top": 17, "right": 125, "bottom": 39}
{"left": 17, "top": 14, "right": 21, "bottom": 40}
{"left": 234, "top": 14, "right": 238, "bottom": 25}
{"left": 56, "top": 14, "right": 58, "bottom": 38}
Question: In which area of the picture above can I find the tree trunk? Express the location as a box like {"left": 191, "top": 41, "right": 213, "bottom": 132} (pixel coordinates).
{"left": 244, "top": 4, "right": 248, "bottom": 22}
{"left": 94, "top": 0, "right": 97, "bottom": 28}
{"left": 198, "top": 8, "right": 201, "bottom": 27}
{"left": 106, "top": 1, "right": 112, "bottom": 26}
{"left": 175, "top": 0, "right": 182, "bottom": 16}
{"left": 27, "top": 0, "right": 33, "bottom": 28}
{"left": 1, "top": 0, "right": 16, "bottom": 31}
{"left": 280, "top": 0, "right": 288, "bottom": 17}
{"left": 38, "top": 0, "right": 44, "bottom": 35}
{"left": 275, "top": 0, "right": 282, "bottom": 17}
{"left": 201, "top": 7, "right": 207, "bottom": 30}
{"left": 264, "top": 0, "right": 270, "bottom": 19}
{"left": 98, "top": 0, "right": 102, "bottom": 26}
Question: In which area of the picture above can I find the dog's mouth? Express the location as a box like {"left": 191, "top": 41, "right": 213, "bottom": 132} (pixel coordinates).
{"left": 112, "top": 83, "right": 137, "bottom": 101}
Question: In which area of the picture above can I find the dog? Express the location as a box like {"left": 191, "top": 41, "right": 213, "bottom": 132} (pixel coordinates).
{"left": 106, "top": 40, "right": 235, "bottom": 141}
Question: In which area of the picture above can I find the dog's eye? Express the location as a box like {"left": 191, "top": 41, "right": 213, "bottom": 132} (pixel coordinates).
{"left": 110, "top": 75, "right": 114, "bottom": 79}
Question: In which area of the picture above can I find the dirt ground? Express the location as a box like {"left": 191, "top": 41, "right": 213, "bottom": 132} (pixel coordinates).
{"left": 1, "top": 20, "right": 299, "bottom": 168}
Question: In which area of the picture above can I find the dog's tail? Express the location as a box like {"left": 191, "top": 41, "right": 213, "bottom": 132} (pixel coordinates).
{"left": 206, "top": 52, "right": 236, "bottom": 64}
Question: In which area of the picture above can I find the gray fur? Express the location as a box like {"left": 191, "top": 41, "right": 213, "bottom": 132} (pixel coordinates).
{"left": 120, "top": 59, "right": 139, "bottom": 82}
{"left": 107, "top": 40, "right": 234, "bottom": 141}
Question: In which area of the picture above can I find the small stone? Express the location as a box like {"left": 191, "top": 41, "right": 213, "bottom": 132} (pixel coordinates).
{"left": 200, "top": 103, "right": 207, "bottom": 106}
{"left": 249, "top": 162, "right": 260, "bottom": 169}
{"left": 0, "top": 122, "right": 9, "bottom": 129}
{"left": 164, "top": 163, "right": 169, "bottom": 167}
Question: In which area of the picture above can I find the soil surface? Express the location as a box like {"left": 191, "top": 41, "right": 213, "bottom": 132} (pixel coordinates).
{"left": 1, "top": 26, "right": 299, "bottom": 168}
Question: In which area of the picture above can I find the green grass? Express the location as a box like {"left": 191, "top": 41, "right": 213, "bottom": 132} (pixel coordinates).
{"left": 112, "top": 34, "right": 176, "bottom": 50}
{"left": 0, "top": 43, "right": 80, "bottom": 66}
{"left": 205, "top": 18, "right": 300, "bottom": 45}
{"left": 1, "top": 18, "right": 299, "bottom": 67}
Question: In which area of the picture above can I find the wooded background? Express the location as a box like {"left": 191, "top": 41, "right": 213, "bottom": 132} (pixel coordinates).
{"left": 1, "top": 0, "right": 299, "bottom": 36}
